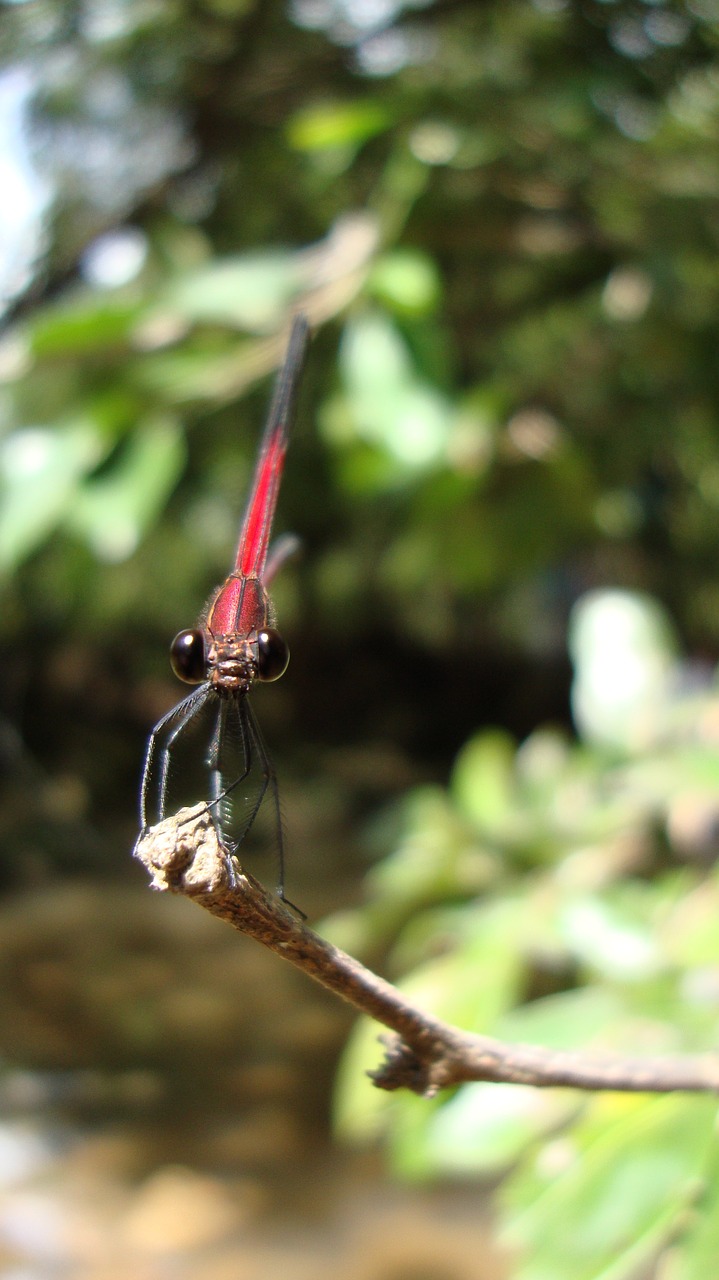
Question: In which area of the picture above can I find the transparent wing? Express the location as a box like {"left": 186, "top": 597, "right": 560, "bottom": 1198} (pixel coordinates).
{"left": 141, "top": 687, "right": 274, "bottom": 854}
{"left": 206, "top": 695, "right": 271, "bottom": 852}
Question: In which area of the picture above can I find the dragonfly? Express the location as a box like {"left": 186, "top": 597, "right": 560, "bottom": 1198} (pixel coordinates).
{"left": 140, "top": 314, "right": 310, "bottom": 901}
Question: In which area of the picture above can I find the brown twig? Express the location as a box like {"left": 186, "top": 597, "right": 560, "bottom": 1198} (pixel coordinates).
{"left": 134, "top": 806, "right": 719, "bottom": 1097}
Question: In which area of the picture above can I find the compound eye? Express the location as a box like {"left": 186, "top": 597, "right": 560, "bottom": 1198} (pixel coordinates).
{"left": 256, "top": 628, "right": 290, "bottom": 682}
{"left": 170, "top": 629, "right": 207, "bottom": 684}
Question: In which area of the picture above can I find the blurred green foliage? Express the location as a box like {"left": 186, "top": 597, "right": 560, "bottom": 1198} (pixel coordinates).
{"left": 3, "top": 0, "right": 719, "bottom": 650}
{"left": 332, "top": 592, "right": 719, "bottom": 1279}
{"left": 2, "top": 0, "right": 719, "bottom": 1274}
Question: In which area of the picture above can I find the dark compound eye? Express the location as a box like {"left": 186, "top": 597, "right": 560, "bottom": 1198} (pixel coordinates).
{"left": 256, "top": 628, "right": 290, "bottom": 682}
{"left": 170, "top": 629, "right": 207, "bottom": 684}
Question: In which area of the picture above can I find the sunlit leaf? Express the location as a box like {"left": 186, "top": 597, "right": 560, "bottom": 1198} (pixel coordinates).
{"left": 558, "top": 896, "right": 661, "bottom": 983}
{"left": 424, "top": 1082, "right": 576, "bottom": 1177}
{"left": 288, "top": 100, "right": 392, "bottom": 151}
{"left": 369, "top": 250, "right": 442, "bottom": 314}
{"left": 498, "top": 986, "right": 631, "bottom": 1053}
{"left": 333, "top": 1013, "right": 395, "bottom": 1145}
{"left": 338, "top": 311, "right": 452, "bottom": 468}
{"left": 452, "top": 730, "right": 517, "bottom": 834}
{"left": 670, "top": 1154, "right": 719, "bottom": 1280}
{"left": 0, "top": 420, "right": 107, "bottom": 572}
{"left": 334, "top": 897, "right": 528, "bottom": 1161}
{"left": 160, "top": 254, "right": 303, "bottom": 330}
{"left": 569, "top": 590, "right": 679, "bottom": 752}
{"left": 397, "top": 897, "right": 528, "bottom": 1033}
{"left": 503, "top": 1093, "right": 718, "bottom": 1280}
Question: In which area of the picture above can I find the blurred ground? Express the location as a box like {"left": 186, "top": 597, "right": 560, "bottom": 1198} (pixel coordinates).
{"left": 0, "top": 881, "right": 508, "bottom": 1280}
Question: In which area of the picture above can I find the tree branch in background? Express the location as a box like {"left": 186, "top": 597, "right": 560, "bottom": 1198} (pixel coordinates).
{"left": 134, "top": 807, "right": 719, "bottom": 1098}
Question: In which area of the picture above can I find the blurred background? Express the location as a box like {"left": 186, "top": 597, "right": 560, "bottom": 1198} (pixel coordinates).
{"left": 2, "top": 0, "right": 719, "bottom": 1276}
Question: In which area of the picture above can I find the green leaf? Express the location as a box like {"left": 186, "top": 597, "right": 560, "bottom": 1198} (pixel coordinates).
{"left": 569, "top": 590, "right": 679, "bottom": 752}
{"left": 160, "top": 253, "right": 302, "bottom": 330}
{"left": 0, "top": 420, "right": 108, "bottom": 572}
{"left": 333, "top": 1013, "right": 395, "bottom": 1145}
{"left": 670, "top": 1146, "right": 719, "bottom": 1280}
{"left": 28, "top": 298, "right": 140, "bottom": 357}
{"left": 287, "top": 100, "right": 392, "bottom": 152}
{"left": 369, "top": 250, "right": 442, "bottom": 314}
{"left": 662, "top": 872, "right": 719, "bottom": 967}
{"left": 398, "top": 897, "right": 528, "bottom": 1033}
{"left": 338, "top": 312, "right": 453, "bottom": 468}
{"left": 452, "top": 730, "right": 517, "bottom": 834}
{"left": 68, "top": 415, "right": 186, "bottom": 561}
{"left": 496, "top": 986, "right": 629, "bottom": 1053}
{"left": 503, "top": 1093, "right": 718, "bottom": 1280}
{"left": 558, "top": 895, "right": 662, "bottom": 983}
{"left": 367, "top": 786, "right": 473, "bottom": 905}
{"left": 334, "top": 896, "right": 528, "bottom": 1164}
{"left": 424, "top": 1081, "right": 578, "bottom": 1177}
{"left": 134, "top": 346, "right": 258, "bottom": 403}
